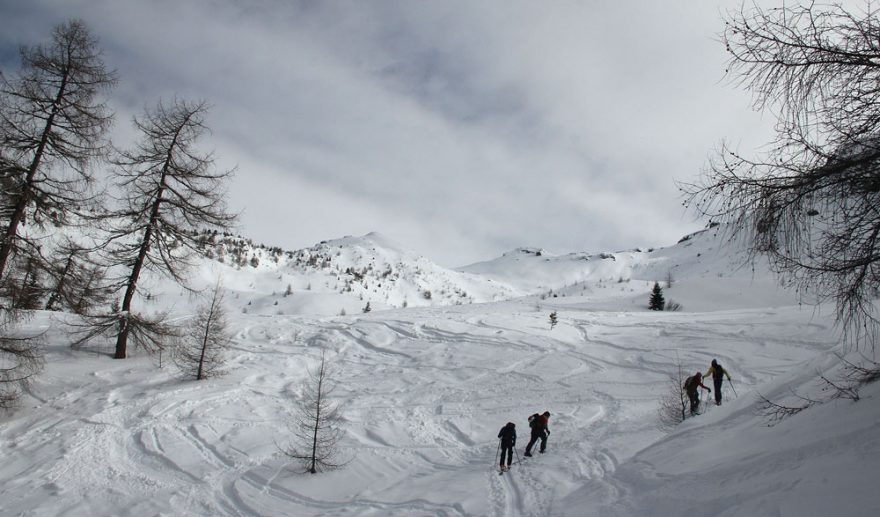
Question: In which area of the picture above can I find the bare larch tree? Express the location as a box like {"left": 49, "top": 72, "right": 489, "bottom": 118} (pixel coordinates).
{"left": 283, "top": 350, "right": 347, "bottom": 474}
{"left": 681, "top": 2, "right": 880, "bottom": 349}
{"left": 657, "top": 353, "right": 690, "bottom": 431}
{"left": 0, "top": 19, "right": 115, "bottom": 285}
{"left": 0, "top": 311, "right": 44, "bottom": 409}
{"left": 0, "top": 20, "right": 112, "bottom": 407}
{"left": 43, "top": 238, "right": 111, "bottom": 314}
{"left": 84, "top": 99, "right": 235, "bottom": 359}
{"left": 174, "top": 280, "right": 230, "bottom": 380}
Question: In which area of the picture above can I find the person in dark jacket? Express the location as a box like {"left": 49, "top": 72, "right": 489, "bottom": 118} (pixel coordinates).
{"left": 705, "top": 359, "right": 732, "bottom": 406}
{"left": 497, "top": 422, "right": 516, "bottom": 471}
{"left": 524, "top": 411, "right": 550, "bottom": 456}
{"left": 684, "top": 372, "right": 711, "bottom": 415}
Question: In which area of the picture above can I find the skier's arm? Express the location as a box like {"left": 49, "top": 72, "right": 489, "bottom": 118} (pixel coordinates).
{"left": 725, "top": 368, "right": 732, "bottom": 381}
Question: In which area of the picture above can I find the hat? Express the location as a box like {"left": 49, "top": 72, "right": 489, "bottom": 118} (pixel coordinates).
{"left": 542, "top": 411, "right": 551, "bottom": 417}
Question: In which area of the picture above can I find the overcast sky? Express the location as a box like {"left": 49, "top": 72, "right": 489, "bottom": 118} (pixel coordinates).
{"left": 1, "top": 0, "right": 781, "bottom": 266}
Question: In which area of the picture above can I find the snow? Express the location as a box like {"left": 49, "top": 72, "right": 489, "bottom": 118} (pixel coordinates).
{"left": 1, "top": 229, "right": 879, "bottom": 516}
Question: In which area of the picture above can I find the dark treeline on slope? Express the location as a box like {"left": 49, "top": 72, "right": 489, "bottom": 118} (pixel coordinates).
{"left": 0, "top": 20, "right": 235, "bottom": 407}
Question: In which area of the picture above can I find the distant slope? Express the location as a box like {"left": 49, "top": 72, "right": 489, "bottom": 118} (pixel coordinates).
{"left": 176, "top": 224, "right": 810, "bottom": 318}
{"left": 459, "top": 225, "right": 808, "bottom": 312}
{"left": 189, "top": 231, "right": 520, "bottom": 316}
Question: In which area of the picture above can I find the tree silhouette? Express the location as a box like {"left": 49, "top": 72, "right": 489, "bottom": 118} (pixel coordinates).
{"left": 0, "top": 20, "right": 115, "bottom": 284}
{"left": 79, "top": 99, "right": 235, "bottom": 358}
{"left": 649, "top": 282, "right": 665, "bottom": 311}
{"left": 174, "top": 281, "right": 229, "bottom": 380}
{"left": 282, "top": 350, "right": 348, "bottom": 474}
{"left": 682, "top": 2, "right": 880, "bottom": 348}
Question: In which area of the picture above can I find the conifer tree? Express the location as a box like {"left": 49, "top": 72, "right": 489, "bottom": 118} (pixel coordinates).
{"left": 549, "top": 310, "right": 558, "bottom": 329}
{"left": 649, "top": 282, "right": 665, "bottom": 311}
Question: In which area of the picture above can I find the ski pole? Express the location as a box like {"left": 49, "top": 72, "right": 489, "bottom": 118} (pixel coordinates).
{"left": 495, "top": 440, "right": 500, "bottom": 468}
{"left": 729, "top": 379, "right": 738, "bottom": 398}
{"left": 513, "top": 445, "right": 522, "bottom": 466}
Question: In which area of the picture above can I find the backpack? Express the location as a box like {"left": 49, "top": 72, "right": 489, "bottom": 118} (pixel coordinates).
{"left": 683, "top": 376, "right": 695, "bottom": 391}
{"left": 712, "top": 362, "right": 724, "bottom": 381}
{"left": 499, "top": 423, "right": 516, "bottom": 443}
{"left": 528, "top": 413, "right": 540, "bottom": 429}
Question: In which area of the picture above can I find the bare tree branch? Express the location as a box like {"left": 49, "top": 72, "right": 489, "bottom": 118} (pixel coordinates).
{"left": 682, "top": 2, "right": 880, "bottom": 351}
{"left": 0, "top": 19, "right": 115, "bottom": 283}
{"left": 754, "top": 391, "right": 815, "bottom": 426}
{"left": 0, "top": 309, "right": 44, "bottom": 409}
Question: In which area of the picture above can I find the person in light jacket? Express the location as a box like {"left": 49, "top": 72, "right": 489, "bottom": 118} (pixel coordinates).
{"left": 705, "top": 359, "right": 732, "bottom": 406}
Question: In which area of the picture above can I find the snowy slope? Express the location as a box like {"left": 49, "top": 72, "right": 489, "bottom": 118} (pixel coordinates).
{"left": 0, "top": 228, "right": 878, "bottom": 516}
{"left": 190, "top": 231, "right": 520, "bottom": 316}
{"left": 462, "top": 225, "right": 805, "bottom": 312}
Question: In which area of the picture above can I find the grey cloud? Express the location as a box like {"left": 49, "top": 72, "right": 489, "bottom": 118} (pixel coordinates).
{"left": 0, "top": 0, "right": 790, "bottom": 265}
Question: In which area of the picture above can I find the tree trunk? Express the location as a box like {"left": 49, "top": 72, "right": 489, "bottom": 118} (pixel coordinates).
{"left": 196, "top": 315, "right": 212, "bottom": 380}
{"left": 114, "top": 177, "right": 167, "bottom": 359}
{"left": 113, "top": 116, "right": 188, "bottom": 358}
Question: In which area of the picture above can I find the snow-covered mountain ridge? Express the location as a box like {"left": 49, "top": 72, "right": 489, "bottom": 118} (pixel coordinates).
{"left": 187, "top": 224, "right": 800, "bottom": 317}
{"left": 189, "top": 230, "right": 519, "bottom": 316}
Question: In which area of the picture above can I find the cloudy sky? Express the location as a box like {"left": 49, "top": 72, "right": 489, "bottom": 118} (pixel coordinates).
{"left": 1, "top": 0, "right": 778, "bottom": 266}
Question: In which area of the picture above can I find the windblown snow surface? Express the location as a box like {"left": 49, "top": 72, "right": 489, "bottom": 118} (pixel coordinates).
{"left": 1, "top": 229, "right": 879, "bottom": 516}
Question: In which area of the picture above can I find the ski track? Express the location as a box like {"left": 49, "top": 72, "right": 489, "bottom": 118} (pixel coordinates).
{"left": 0, "top": 303, "right": 837, "bottom": 516}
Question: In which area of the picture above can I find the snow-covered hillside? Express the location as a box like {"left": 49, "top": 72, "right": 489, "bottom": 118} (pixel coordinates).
{"left": 461, "top": 225, "right": 803, "bottom": 312}
{"left": 190, "top": 231, "right": 520, "bottom": 316}
{"left": 1, "top": 227, "right": 878, "bottom": 516}
{"left": 183, "top": 225, "right": 803, "bottom": 319}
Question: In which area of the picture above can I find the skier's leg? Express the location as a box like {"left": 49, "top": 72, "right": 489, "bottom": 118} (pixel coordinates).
{"left": 539, "top": 431, "right": 548, "bottom": 453}
{"left": 525, "top": 433, "right": 538, "bottom": 455}
{"left": 714, "top": 378, "right": 723, "bottom": 404}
